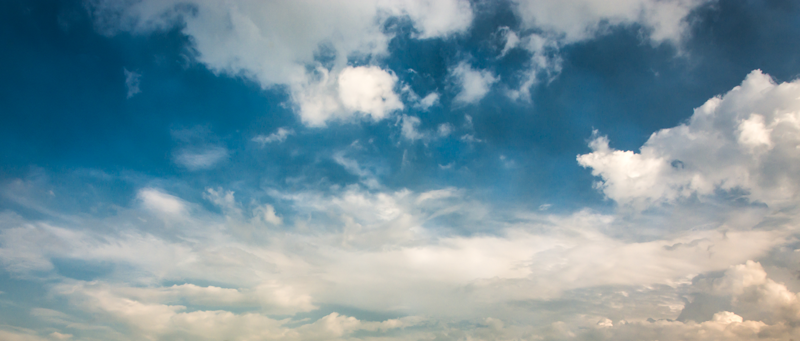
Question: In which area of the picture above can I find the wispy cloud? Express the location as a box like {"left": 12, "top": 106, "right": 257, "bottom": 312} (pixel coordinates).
{"left": 253, "top": 127, "right": 294, "bottom": 145}
{"left": 174, "top": 146, "right": 228, "bottom": 170}
{"left": 123, "top": 68, "right": 141, "bottom": 99}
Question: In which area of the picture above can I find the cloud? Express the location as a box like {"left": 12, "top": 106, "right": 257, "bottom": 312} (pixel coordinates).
{"left": 399, "top": 116, "right": 455, "bottom": 142}
{"left": 332, "top": 152, "right": 382, "bottom": 189}
{"left": 40, "top": 279, "right": 421, "bottom": 341}
{"left": 174, "top": 146, "right": 228, "bottom": 170}
{"left": 254, "top": 204, "right": 282, "bottom": 226}
{"left": 0, "top": 176, "right": 797, "bottom": 339}
{"left": 0, "top": 328, "right": 52, "bottom": 341}
{"left": 401, "top": 115, "right": 424, "bottom": 141}
{"left": 578, "top": 70, "right": 800, "bottom": 209}
{"left": 253, "top": 127, "right": 294, "bottom": 145}
{"left": 417, "top": 92, "right": 439, "bottom": 110}
{"left": 387, "top": 0, "right": 473, "bottom": 39}
{"left": 336, "top": 66, "right": 403, "bottom": 122}
{"left": 497, "top": 26, "right": 520, "bottom": 58}
{"left": 89, "top": 0, "right": 471, "bottom": 126}
{"left": 501, "top": 0, "right": 710, "bottom": 100}
{"left": 437, "top": 123, "right": 453, "bottom": 137}
{"left": 123, "top": 68, "right": 141, "bottom": 99}
{"left": 137, "top": 188, "right": 186, "bottom": 215}
{"left": 544, "top": 260, "right": 800, "bottom": 341}
{"left": 512, "top": 0, "right": 709, "bottom": 45}
{"left": 292, "top": 65, "right": 404, "bottom": 126}
{"left": 451, "top": 62, "right": 498, "bottom": 105}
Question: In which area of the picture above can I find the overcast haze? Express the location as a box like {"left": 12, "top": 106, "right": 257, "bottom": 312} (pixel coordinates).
{"left": 2, "top": 0, "right": 800, "bottom": 340}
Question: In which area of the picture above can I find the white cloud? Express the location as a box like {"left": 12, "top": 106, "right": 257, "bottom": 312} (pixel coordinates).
{"left": 255, "top": 204, "right": 283, "bottom": 226}
{"left": 330, "top": 152, "right": 379, "bottom": 189}
{"left": 89, "top": 0, "right": 471, "bottom": 127}
{"left": 0, "top": 178, "right": 797, "bottom": 339}
{"left": 174, "top": 146, "right": 228, "bottom": 170}
{"left": 123, "top": 68, "right": 141, "bottom": 99}
{"left": 388, "top": 0, "right": 473, "bottom": 39}
{"left": 497, "top": 26, "right": 520, "bottom": 57}
{"left": 137, "top": 188, "right": 186, "bottom": 215}
{"left": 337, "top": 66, "right": 403, "bottom": 122}
{"left": 503, "top": 33, "right": 561, "bottom": 101}
{"left": 418, "top": 92, "right": 440, "bottom": 110}
{"left": 292, "top": 65, "right": 404, "bottom": 126}
{"left": 47, "top": 332, "right": 71, "bottom": 340}
{"left": 545, "top": 260, "right": 800, "bottom": 341}
{"left": 401, "top": 115, "right": 424, "bottom": 141}
{"left": 46, "top": 279, "right": 420, "bottom": 341}
{"left": 578, "top": 70, "right": 800, "bottom": 209}
{"left": 512, "top": 0, "right": 709, "bottom": 45}
{"left": 399, "top": 116, "right": 454, "bottom": 142}
{"left": 253, "top": 127, "right": 294, "bottom": 144}
{"left": 451, "top": 62, "right": 498, "bottom": 104}
{"left": 502, "top": 0, "right": 710, "bottom": 100}
{"left": 437, "top": 123, "right": 453, "bottom": 137}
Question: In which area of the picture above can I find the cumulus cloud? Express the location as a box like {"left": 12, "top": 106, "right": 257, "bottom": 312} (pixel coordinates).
{"left": 291, "top": 65, "right": 404, "bottom": 126}
{"left": 253, "top": 127, "right": 294, "bottom": 145}
{"left": 451, "top": 61, "right": 498, "bottom": 104}
{"left": 89, "top": 0, "right": 471, "bottom": 126}
{"left": 546, "top": 261, "right": 800, "bottom": 341}
{"left": 337, "top": 66, "right": 403, "bottom": 121}
{"left": 578, "top": 70, "right": 800, "bottom": 209}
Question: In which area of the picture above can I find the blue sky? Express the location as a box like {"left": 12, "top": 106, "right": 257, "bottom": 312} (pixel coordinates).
{"left": 2, "top": 0, "right": 800, "bottom": 340}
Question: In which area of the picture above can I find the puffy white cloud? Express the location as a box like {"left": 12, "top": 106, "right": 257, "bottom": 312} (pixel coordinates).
{"left": 451, "top": 62, "right": 498, "bottom": 104}
{"left": 698, "top": 261, "right": 800, "bottom": 324}
{"left": 541, "top": 261, "right": 800, "bottom": 341}
{"left": 292, "top": 65, "right": 404, "bottom": 126}
{"left": 578, "top": 70, "right": 800, "bottom": 208}
{"left": 337, "top": 66, "right": 403, "bottom": 121}
{"left": 88, "top": 0, "right": 471, "bottom": 126}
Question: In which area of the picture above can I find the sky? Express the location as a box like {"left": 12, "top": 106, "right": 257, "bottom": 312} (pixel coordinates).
{"left": 1, "top": 0, "right": 800, "bottom": 340}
